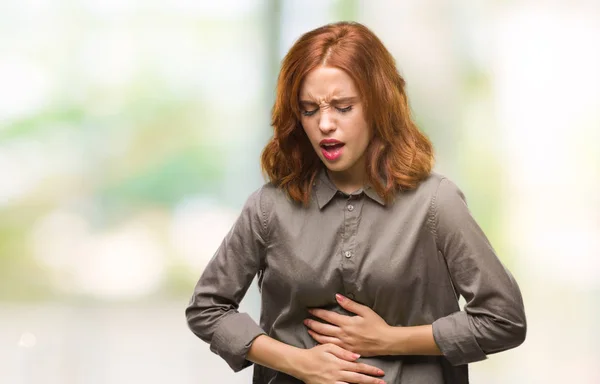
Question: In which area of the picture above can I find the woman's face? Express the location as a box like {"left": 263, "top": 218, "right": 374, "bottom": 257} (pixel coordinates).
{"left": 299, "top": 66, "right": 371, "bottom": 181}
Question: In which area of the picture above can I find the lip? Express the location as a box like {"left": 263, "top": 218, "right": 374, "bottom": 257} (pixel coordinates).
{"left": 321, "top": 146, "right": 343, "bottom": 161}
{"left": 319, "top": 139, "right": 344, "bottom": 146}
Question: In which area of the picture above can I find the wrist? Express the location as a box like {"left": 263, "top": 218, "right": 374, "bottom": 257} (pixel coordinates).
{"left": 381, "top": 325, "right": 407, "bottom": 355}
{"left": 283, "top": 347, "right": 308, "bottom": 380}
{"left": 384, "top": 325, "right": 442, "bottom": 356}
{"left": 247, "top": 335, "right": 311, "bottom": 379}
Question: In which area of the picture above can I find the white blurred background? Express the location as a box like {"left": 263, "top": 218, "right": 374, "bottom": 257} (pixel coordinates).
{"left": 0, "top": 0, "right": 598, "bottom": 383}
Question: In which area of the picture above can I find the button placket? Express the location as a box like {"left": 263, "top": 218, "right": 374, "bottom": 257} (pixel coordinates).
{"left": 341, "top": 195, "right": 361, "bottom": 296}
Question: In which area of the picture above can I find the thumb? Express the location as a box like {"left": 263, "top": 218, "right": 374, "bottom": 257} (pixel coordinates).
{"left": 336, "top": 293, "right": 367, "bottom": 316}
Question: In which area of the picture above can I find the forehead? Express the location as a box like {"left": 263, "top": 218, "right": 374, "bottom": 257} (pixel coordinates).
{"left": 299, "top": 66, "right": 358, "bottom": 100}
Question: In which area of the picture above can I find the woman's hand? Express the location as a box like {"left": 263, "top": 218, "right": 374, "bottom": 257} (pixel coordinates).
{"left": 304, "top": 294, "right": 391, "bottom": 357}
{"left": 293, "top": 343, "right": 386, "bottom": 384}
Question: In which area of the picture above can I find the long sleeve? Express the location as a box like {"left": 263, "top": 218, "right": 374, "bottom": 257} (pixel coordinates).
{"left": 430, "top": 178, "right": 527, "bottom": 366}
{"left": 185, "top": 187, "right": 268, "bottom": 372}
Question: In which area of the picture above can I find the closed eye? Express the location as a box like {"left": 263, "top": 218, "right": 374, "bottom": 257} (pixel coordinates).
{"left": 301, "top": 109, "right": 318, "bottom": 116}
{"left": 301, "top": 106, "right": 352, "bottom": 117}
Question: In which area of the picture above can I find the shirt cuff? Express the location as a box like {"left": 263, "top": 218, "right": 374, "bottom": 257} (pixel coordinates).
{"left": 209, "top": 312, "right": 266, "bottom": 372}
{"left": 432, "top": 311, "right": 487, "bottom": 366}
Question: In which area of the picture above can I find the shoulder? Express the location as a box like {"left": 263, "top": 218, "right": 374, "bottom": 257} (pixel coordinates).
{"left": 412, "top": 172, "right": 466, "bottom": 204}
{"left": 243, "top": 182, "right": 275, "bottom": 214}
{"left": 253, "top": 181, "right": 291, "bottom": 210}
{"left": 421, "top": 173, "right": 476, "bottom": 242}
{"left": 396, "top": 172, "right": 462, "bottom": 204}
{"left": 399, "top": 173, "right": 469, "bottom": 235}
{"left": 241, "top": 181, "right": 292, "bottom": 227}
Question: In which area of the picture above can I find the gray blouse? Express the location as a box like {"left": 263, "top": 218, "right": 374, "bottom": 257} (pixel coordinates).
{"left": 186, "top": 169, "right": 526, "bottom": 383}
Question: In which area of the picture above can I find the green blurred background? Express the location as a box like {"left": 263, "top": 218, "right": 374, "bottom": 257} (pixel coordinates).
{"left": 1, "top": 0, "right": 598, "bottom": 383}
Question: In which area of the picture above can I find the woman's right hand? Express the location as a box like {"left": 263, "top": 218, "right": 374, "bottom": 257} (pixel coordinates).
{"left": 293, "top": 343, "right": 386, "bottom": 384}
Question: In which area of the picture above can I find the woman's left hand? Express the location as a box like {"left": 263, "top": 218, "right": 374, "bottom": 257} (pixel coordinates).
{"left": 304, "top": 294, "right": 392, "bottom": 357}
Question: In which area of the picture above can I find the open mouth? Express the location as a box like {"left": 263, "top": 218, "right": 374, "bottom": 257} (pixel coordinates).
{"left": 320, "top": 142, "right": 345, "bottom": 161}
{"left": 320, "top": 143, "right": 345, "bottom": 151}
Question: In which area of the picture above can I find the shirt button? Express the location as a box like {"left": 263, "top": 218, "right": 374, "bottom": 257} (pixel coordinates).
{"left": 347, "top": 204, "right": 354, "bottom": 211}
{"left": 344, "top": 251, "right": 352, "bottom": 258}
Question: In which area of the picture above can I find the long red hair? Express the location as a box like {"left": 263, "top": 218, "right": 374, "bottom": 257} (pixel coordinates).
{"left": 261, "top": 21, "right": 434, "bottom": 206}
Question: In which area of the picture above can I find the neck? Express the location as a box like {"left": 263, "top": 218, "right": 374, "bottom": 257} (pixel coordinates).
{"left": 326, "top": 159, "right": 368, "bottom": 195}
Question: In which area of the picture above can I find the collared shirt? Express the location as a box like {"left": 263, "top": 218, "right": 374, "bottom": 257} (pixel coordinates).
{"left": 186, "top": 168, "right": 526, "bottom": 383}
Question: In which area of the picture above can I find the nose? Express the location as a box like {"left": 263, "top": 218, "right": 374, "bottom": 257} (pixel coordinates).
{"left": 318, "top": 108, "right": 336, "bottom": 134}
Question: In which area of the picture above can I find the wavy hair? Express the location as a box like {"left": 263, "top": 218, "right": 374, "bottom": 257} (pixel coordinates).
{"left": 261, "top": 21, "right": 434, "bottom": 205}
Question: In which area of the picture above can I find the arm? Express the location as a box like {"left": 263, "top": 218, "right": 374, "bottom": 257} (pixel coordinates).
{"left": 248, "top": 335, "right": 386, "bottom": 384}
{"left": 247, "top": 335, "right": 306, "bottom": 378}
{"left": 185, "top": 188, "right": 268, "bottom": 372}
{"left": 380, "top": 177, "right": 526, "bottom": 359}
{"left": 429, "top": 178, "right": 527, "bottom": 365}
{"left": 305, "top": 295, "right": 442, "bottom": 357}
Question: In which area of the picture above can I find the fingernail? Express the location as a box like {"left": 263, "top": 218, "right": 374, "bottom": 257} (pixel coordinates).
{"left": 378, "top": 369, "right": 385, "bottom": 375}
{"left": 336, "top": 294, "right": 344, "bottom": 301}
{"left": 352, "top": 353, "right": 360, "bottom": 359}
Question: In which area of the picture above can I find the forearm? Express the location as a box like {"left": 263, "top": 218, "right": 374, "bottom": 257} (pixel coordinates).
{"left": 247, "top": 334, "right": 306, "bottom": 379}
{"left": 381, "top": 324, "right": 442, "bottom": 356}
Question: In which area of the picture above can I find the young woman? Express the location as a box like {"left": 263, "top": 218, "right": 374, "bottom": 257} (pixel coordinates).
{"left": 186, "top": 21, "right": 526, "bottom": 384}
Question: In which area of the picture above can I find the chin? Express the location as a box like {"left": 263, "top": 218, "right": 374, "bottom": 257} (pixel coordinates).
{"left": 321, "top": 161, "right": 349, "bottom": 173}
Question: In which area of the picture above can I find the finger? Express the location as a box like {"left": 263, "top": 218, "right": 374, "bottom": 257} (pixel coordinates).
{"left": 343, "top": 360, "right": 385, "bottom": 377}
{"left": 336, "top": 293, "right": 369, "bottom": 316}
{"left": 309, "top": 308, "right": 348, "bottom": 326}
{"left": 340, "top": 370, "right": 386, "bottom": 384}
{"left": 307, "top": 329, "right": 346, "bottom": 348}
{"left": 324, "top": 343, "right": 360, "bottom": 361}
{"left": 304, "top": 318, "right": 341, "bottom": 337}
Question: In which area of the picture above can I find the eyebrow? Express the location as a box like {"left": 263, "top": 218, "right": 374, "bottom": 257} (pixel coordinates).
{"left": 299, "top": 96, "right": 359, "bottom": 107}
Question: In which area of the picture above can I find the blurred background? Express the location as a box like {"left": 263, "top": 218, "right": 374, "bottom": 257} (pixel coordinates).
{"left": 1, "top": 0, "right": 598, "bottom": 383}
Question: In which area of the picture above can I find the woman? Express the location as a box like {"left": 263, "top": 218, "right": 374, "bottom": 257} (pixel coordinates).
{"left": 186, "top": 21, "right": 526, "bottom": 384}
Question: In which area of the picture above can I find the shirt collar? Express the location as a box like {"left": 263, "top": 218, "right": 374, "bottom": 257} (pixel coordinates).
{"left": 364, "top": 184, "right": 386, "bottom": 206}
{"left": 313, "top": 167, "right": 386, "bottom": 209}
